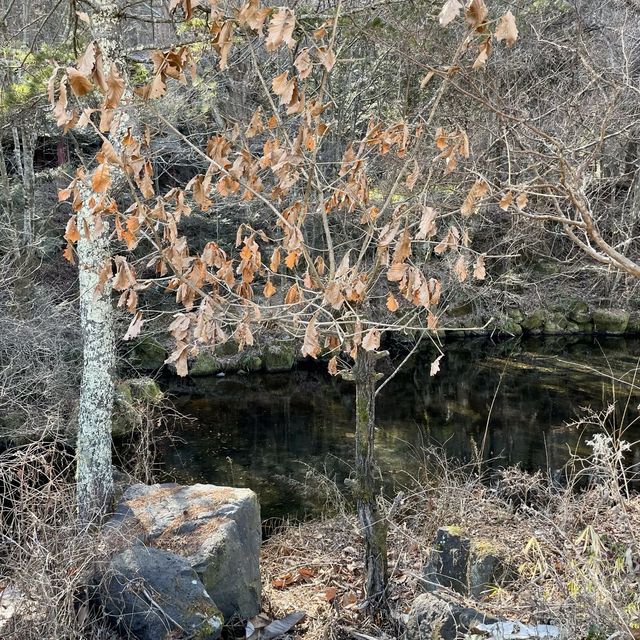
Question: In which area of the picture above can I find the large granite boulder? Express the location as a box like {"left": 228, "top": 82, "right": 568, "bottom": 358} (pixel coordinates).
{"left": 103, "top": 545, "right": 223, "bottom": 640}
{"left": 111, "top": 483, "right": 261, "bottom": 620}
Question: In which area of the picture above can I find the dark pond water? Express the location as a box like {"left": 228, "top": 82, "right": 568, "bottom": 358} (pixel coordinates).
{"left": 158, "top": 336, "right": 640, "bottom": 521}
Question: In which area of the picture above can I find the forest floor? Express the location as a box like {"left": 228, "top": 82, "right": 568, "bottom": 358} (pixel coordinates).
{"left": 259, "top": 459, "right": 640, "bottom": 640}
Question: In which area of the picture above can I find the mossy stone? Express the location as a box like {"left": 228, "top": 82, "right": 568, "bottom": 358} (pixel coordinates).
{"left": 128, "top": 377, "right": 164, "bottom": 403}
{"left": 263, "top": 342, "right": 296, "bottom": 372}
{"left": 130, "top": 337, "right": 168, "bottom": 371}
{"left": 506, "top": 307, "right": 524, "bottom": 323}
{"left": 568, "top": 301, "right": 591, "bottom": 324}
{"left": 543, "top": 312, "right": 568, "bottom": 335}
{"left": 592, "top": 308, "right": 629, "bottom": 334}
{"left": 521, "top": 308, "right": 546, "bottom": 332}
{"left": 190, "top": 352, "right": 223, "bottom": 376}
{"left": 112, "top": 377, "right": 164, "bottom": 437}
{"left": 214, "top": 339, "right": 240, "bottom": 357}
{"left": 498, "top": 320, "right": 523, "bottom": 336}
{"left": 449, "top": 300, "right": 474, "bottom": 318}
{"left": 239, "top": 354, "right": 262, "bottom": 372}
{"left": 626, "top": 313, "right": 640, "bottom": 334}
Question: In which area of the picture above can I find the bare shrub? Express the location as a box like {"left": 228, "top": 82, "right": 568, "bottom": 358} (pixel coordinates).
{"left": 0, "top": 440, "right": 115, "bottom": 639}
{"left": 0, "top": 278, "right": 81, "bottom": 441}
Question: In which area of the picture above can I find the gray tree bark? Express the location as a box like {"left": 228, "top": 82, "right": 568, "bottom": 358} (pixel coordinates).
{"left": 76, "top": 0, "right": 127, "bottom": 523}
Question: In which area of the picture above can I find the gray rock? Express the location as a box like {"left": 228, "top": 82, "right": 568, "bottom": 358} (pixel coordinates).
{"left": 497, "top": 320, "right": 523, "bottom": 337}
{"left": 263, "top": 343, "right": 296, "bottom": 372}
{"left": 543, "top": 312, "right": 569, "bottom": 335}
{"left": 592, "top": 308, "right": 629, "bottom": 334}
{"left": 130, "top": 337, "right": 168, "bottom": 372}
{"left": 190, "top": 352, "right": 223, "bottom": 376}
{"left": 112, "top": 483, "right": 261, "bottom": 620}
{"left": 103, "top": 545, "right": 223, "bottom": 640}
{"left": 423, "top": 528, "right": 509, "bottom": 600}
{"left": 567, "top": 301, "right": 590, "bottom": 325}
{"left": 406, "top": 593, "right": 497, "bottom": 640}
{"left": 113, "top": 377, "right": 164, "bottom": 437}
{"left": 625, "top": 312, "right": 640, "bottom": 334}
{"left": 424, "top": 527, "right": 470, "bottom": 595}
{"left": 521, "top": 309, "right": 545, "bottom": 333}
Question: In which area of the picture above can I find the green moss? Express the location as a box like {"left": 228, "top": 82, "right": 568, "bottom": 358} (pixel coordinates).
{"left": 471, "top": 538, "right": 499, "bottom": 558}
{"left": 190, "top": 352, "right": 223, "bottom": 376}
{"left": 442, "top": 524, "right": 464, "bottom": 536}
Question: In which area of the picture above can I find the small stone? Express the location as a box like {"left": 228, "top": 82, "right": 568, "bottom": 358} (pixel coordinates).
{"left": 263, "top": 343, "right": 296, "bottom": 372}
{"left": 521, "top": 309, "right": 545, "bottom": 332}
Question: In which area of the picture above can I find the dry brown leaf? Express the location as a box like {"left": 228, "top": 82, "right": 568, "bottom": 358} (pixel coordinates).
{"left": 473, "top": 38, "right": 491, "bottom": 70}
{"left": 386, "top": 292, "right": 399, "bottom": 312}
{"left": 499, "top": 191, "right": 513, "bottom": 210}
{"left": 438, "top": 0, "right": 462, "bottom": 26}
{"left": 316, "top": 46, "right": 336, "bottom": 72}
{"left": 495, "top": 10, "right": 518, "bottom": 47}
{"left": 246, "top": 107, "right": 264, "bottom": 138}
{"left": 64, "top": 217, "right": 80, "bottom": 243}
{"left": 92, "top": 163, "right": 111, "bottom": 193}
{"left": 76, "top": 42, "right": 96, "bottom": 76}
{"left": 67, "top": 68, "right": 93, "bottom": 97}
{"left": 516, "top": 192, "right": 528, "bottom": 210}
{"left": 362, "top": 328, "right": 381, "bottom": 352}
{"left": 124, "top": 311, "right": 144, "bottom": 341}
{"left": 294, "top": 48, "right": 313, "bottom": 80}
{"left": 416, "top": 206, "right": 438, "bottom": 240}
{"left": 270, "top": 247, "right": 281, "bottom": 272}
{"left": 453, "top": 254, "right": 468, "bottom": 282}
{"left": 406, "top": 159, "right": 420, "bottom": 191}
{"left": 430, "top": 354, "right": 444, "bottom": 376}
{"left": 265, "top": 8, "right": 296, "bottom": 51}
{"left": 263, "top": 280, "right": 276, "bottom": 298}
{"left": 272, "top": 71, "right": 295, "bottom": 106}
{"left": 237, "top": 0, "right": 270, "bottom": 34}
{"left": 473, "top": 254, "right": 486, "bottom": 280}
{"left": 105, "top": 63, "right": 125, "bottom": 109}
{"left": 465, "top": 0, "right": 488, "bottom": 30}
{"left": 301, "top": 315, "right": 321, "bottom": 359}
{"left": 284, "top": 283, "right": 302, "bottom": 304}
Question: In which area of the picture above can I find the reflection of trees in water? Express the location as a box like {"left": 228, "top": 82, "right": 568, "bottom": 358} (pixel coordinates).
{"left": 157, "top": 338, "right": 640, "bottom": 519}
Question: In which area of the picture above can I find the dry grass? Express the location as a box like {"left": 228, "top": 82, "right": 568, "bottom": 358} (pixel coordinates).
{"left": 261, "top": 436, "right": 640, "bottom": 640}
{"left": 0, "top": 440, "right": 117, "bottom": 639}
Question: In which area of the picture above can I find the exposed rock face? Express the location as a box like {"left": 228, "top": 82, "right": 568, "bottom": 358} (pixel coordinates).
{"left": 103, "top": 545, "right": 223, "bottom": 640}
{"left": 130, "top": 337, "right": 168, "bottom": 372}
{"left": 412, "top": 528, "right": 560, "bottom": 639}
{"left": 111, "top": 483, "right": 261, "bottom": 620}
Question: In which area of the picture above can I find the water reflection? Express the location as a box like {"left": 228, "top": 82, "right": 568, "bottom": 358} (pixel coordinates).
{"left": 158, "top": 336, "right": 640, "bottom": 520}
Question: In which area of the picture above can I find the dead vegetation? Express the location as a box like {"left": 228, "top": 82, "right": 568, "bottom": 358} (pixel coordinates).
{"left": 261, "top": 433, "right": 640, "bottom": 640}
{"left": 1, "top": 416, "right": 639, "bottom": 640}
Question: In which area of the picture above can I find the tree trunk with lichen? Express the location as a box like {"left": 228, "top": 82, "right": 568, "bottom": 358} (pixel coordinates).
{"left": 76, "top": 0, "right": 127, "bottom": 524}
{"left": 353, "top": 348, "right": 388, "bottom": 612}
